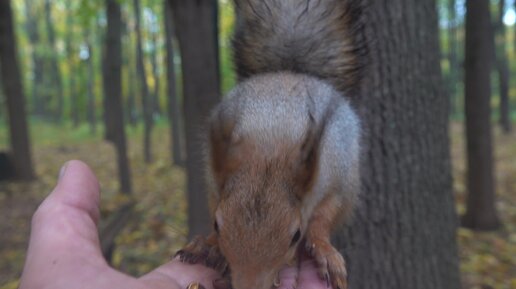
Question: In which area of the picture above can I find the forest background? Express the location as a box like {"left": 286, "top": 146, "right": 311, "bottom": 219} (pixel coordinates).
{"left": 0, "top": 0, "right": 515, "bottom": 289}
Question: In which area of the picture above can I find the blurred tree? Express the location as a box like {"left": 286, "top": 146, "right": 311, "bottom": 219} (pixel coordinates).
{"left": 462, "top": 0, "right": 501, "bottom": 230}
{"left": 149, "top": 8, "right": 161, "bottom": 117}
{"left": 448, "top": 0, "right": 459, "bottom": 116}
{"left": 495, "top": 0, "right": 511, "bottom": 133}
{"left": 0, "top": 0, "right": 35, "bottom": 180}
{"left": 65, "top": 3, "right": 80, "bottom": 128}
{"left": 334, "top": 0, "right": 461, "bottom": 288}
{"left": 44, "top": 0, "right": 64, "bottom": 122}
{"left": 170, "top": 0, "right": 221, "bottom": 238}
{"left": 121, "top": 6, "right": 138, "bottom": 127}
{"left": 24, "top": 0, "right": 46, "bottom": 117}
{"left": 0, "top": 69, "right": 3, "bottom": 104}
{"left": 164, "top": 0, "right": 185, "bottom": 167}
{"left": 103, "top": 0, "right": 132, "bottom": 194}
{"left": 126, "top": 48, "right": 139, "bottom": 127}
{"left": 134, "top": 0, "right": 154, "bottom": 163}
{"left": 85, "top": 27, "right": 97, "bottom": 135}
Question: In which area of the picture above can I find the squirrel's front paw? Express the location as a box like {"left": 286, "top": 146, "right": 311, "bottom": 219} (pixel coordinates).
{"left": 175, "top": 235, "right": 228, "bottom": 275}
{"left": 305, "top": 239, "right": 348, "bottom": 289}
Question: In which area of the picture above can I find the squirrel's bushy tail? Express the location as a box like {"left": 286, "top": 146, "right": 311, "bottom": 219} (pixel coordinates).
{"left": 232, "top": 0, "right": 367, "bottom": 95}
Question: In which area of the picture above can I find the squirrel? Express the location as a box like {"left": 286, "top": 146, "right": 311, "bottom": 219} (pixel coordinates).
{"left": 176, "top": 1, "right": 366, "bottom": 289}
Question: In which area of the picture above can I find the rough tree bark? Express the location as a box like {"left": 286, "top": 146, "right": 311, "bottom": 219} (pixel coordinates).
{"left": 334, "top": 0, "right": 461, "bottom": 288}
{"left": 0, "top": 0, "right": 35, "bottom": 180}
{"left": 164, "top": 0, "right": 185, "bottom": 167}
{"left": 103, "top": 0, "right": 132, "bottom": 194}
{"left": 170, "top": 0, "right": 221, "bottom": 239}
{"left": 44, "top": 0, "right": 64, "bottom": 122}
{"left": 495, "top": 0, "right": 511, "bottom": 134}
{"left": 461, "top": 0, "right": 501, "bottom": 230}
{"left": 134, "top": 0, "right": 153, "bottom": 163}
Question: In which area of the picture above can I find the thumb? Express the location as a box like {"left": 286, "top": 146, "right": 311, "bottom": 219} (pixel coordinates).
{"left": 20, "top": 160, "right": 107, "bottom": 288}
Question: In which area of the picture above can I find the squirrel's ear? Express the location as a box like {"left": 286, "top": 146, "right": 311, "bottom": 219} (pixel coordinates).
{"left": 293, "top": 100, "right": 336, "bottom": 199}
{"left": 209, "top": 107, "right": 241, "bottom": 190}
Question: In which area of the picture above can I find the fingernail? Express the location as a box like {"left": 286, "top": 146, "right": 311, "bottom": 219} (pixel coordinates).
{"left": 58, "top": 162, "right": 69, "bottom": 181}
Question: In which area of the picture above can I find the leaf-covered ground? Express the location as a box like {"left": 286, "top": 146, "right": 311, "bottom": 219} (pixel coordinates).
{"left": 0, "top": 122, "right": 515, "bottom": 288}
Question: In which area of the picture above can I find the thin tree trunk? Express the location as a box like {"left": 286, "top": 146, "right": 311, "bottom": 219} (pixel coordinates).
{"left": 334, "top": 0, "right": 461, "bottom": 288}
{"left": 103, "top": 44, "right": 115, "bottom": 143}
{"left": 150, "top": 19, "right": 161, "bottom": 117}
{"left": 448, "top": 0, "right": 459, "bottom": 117}
{"left": 127, "top": 57, "right": 138, "bottom": 126}
{"left": 24, "top": 0, "right": 45, "bottom": 117}
{"left": 462, "top": 0, "right": 501, "bottom": 230}
{"left": 134, "top": 0, "right": 153, "bottom": 163}
{"left": 104, "top": 0, "right": 132, "bottom": 194}
{"left": 170, "top": 0, "right": 221, "bottom": 239}
{"left": 496, "top": 0, "right": 511, "bottom": 133}
{"left": 164, "top": 0, "right": 185, "bottom": 167}
{"left": 122, "top": 9, "right": 138, "bottom": 127}
{"left": 85, "top": 27, "right": 97, "bottom": 135}
{"left": 0, "top": 69, "right": 3, "bottom": 105}
{"left": 65, "top": 3, "right": 79, "bottom": 128}
{"left": 44, "top": 0, "right": 64, "bottom": 122}
{"left": 0, "top": 0, "right": 35, "bottom": 180}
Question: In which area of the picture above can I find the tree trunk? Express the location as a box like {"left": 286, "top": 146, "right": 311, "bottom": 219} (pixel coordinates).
{"left": 85, "top": 27, "right": 97, "bottom": 135}
{"left": 104, "top": 0, "right": 133, "bottom": 194}
{"left": 127, "top": 56, "right": 138, "bottom": 126}
{"left": 0, "top": 0, "right": 35, "bottom": 180}
{"left": 65, "top": 4, "right": 79, "bottom": 128}
{"left": 461, "top": 0, "right": 501, "bottom": 230}
{"left": 170, "top": 0, "right": 221, "bottom": 239}
{"left": 44, "top": 0, "right": 64, "bottom": 122}
{"left": 495, "top": 0, "right": 511, "bottom": 133}
{"left": 448, "top": 0, "right": 459, "bottom": 117}
{"left": 150, "top": 27, "right": 161, "bottom": 117}
{"left": 164, "top": 0, "right": 185, "bottom": 167}
{"left": 24, "top": 0, "right": 45, "bottom": 117}
{"left": 334, "top": 0, "right": 461, "bottom": 288}
{"left": 121, "top": 10, "right": 138, "bottom": 127}
{"left": 134, "top": 0, "right": 153, "bottom": 163}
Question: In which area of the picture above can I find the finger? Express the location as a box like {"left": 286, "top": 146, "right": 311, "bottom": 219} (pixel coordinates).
{"left": 31, "top": 160, "right": 102, "bottom": 252}
{"left": 277, "top": 266, "right": 299, "bottom": 289}
{"left": 20, "top": 160, "right": 107, "bottom": 288}
{"left": 296, "top": 259, "right": 333, "bottom": 289}
{"left": 140, "top": 259, "right": 222, "bottom": 289}
{"left": 49, "top": 160, "right": 101, "bottom": 224}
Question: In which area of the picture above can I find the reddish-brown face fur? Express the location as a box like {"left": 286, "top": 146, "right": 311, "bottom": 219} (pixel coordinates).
{"left": 213, "top": 141, "right": 305, "bottom": 289}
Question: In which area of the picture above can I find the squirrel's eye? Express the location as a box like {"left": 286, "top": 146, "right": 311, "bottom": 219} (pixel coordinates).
{"left": 214, "top": 221, "right": 220, "bottom": 234}
{"left": 290, "top": 229, "right": 301, "bottom": 247}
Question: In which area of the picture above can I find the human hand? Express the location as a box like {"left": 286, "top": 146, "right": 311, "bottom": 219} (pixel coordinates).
{"left": 19, "top": 160, "right": 332, "bottom": 289}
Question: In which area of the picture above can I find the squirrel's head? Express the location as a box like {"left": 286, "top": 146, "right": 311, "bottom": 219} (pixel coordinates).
{"left": 207, "top": 105, "right": 331, "bottom": 289}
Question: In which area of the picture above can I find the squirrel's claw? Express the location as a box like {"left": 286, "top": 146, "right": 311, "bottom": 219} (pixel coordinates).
{"left": 305, "top": 239, "right": 348, "bottom": 289}
{"left": 175, "top": 235, "right": 229, "bottom": 277}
